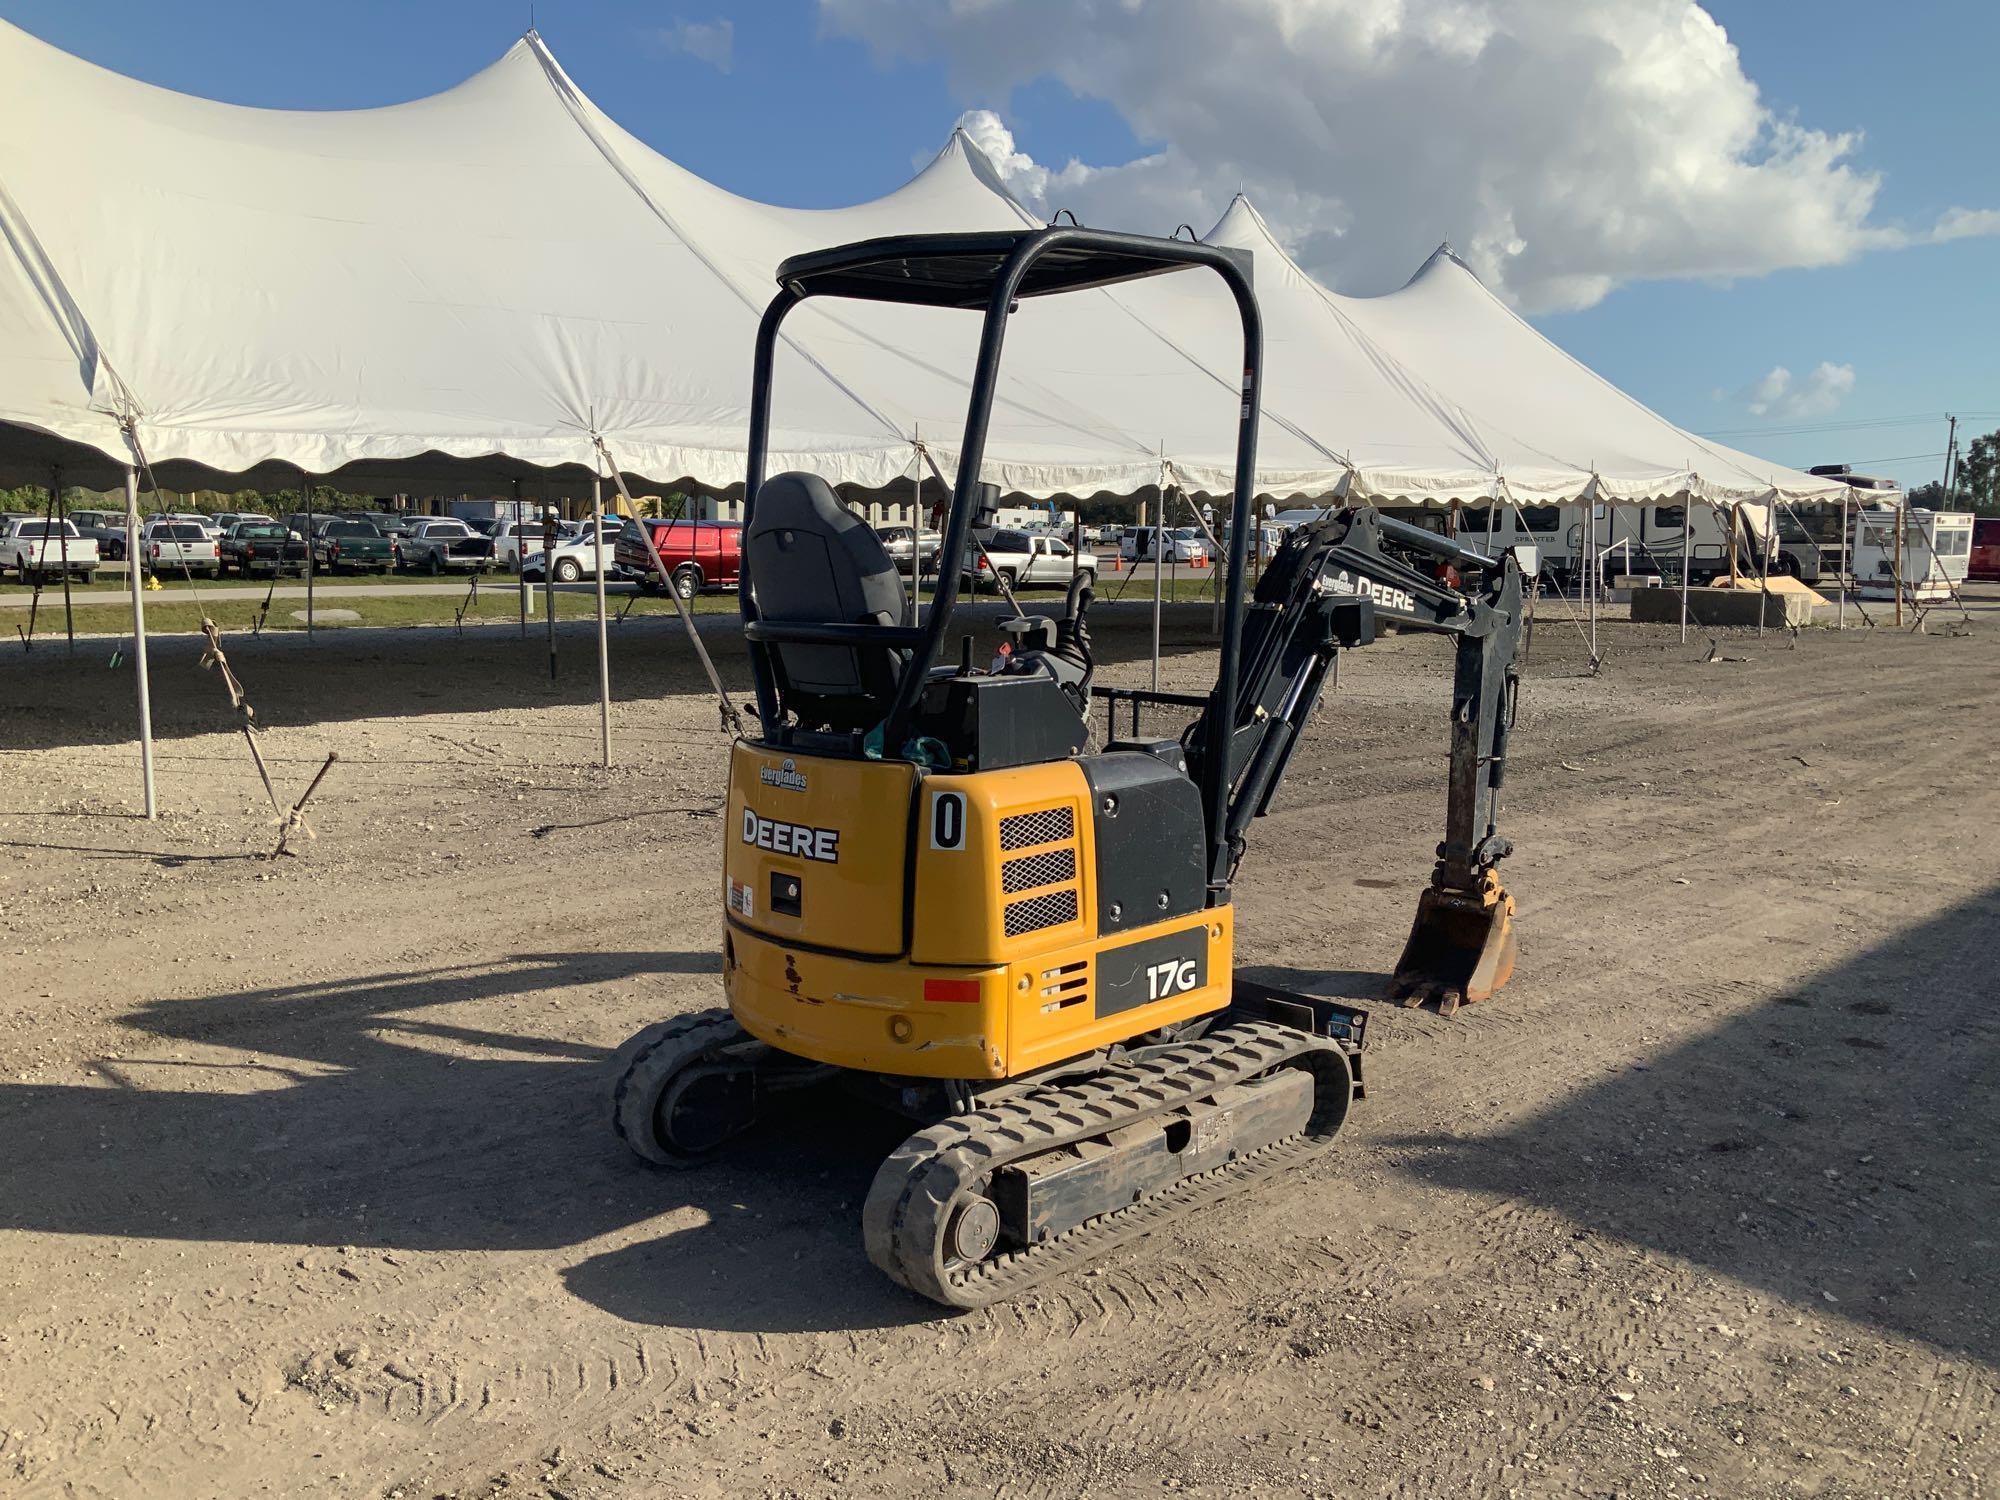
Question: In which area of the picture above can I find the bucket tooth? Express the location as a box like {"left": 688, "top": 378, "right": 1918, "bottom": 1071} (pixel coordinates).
{"left": 1388, "top": 872, "right": 1517, "bottom": 1011}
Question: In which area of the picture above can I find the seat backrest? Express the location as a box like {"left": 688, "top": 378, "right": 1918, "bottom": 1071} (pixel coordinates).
{"left": 746, "top": 472, "right": 907, "bottom": 731}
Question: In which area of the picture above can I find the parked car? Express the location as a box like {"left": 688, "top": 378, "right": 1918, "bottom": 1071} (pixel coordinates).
{"left": 964, "top": 528, "right": 1096, "bottom": 592}
{"left": 307, "top": 517, "right": 395, "bottom": 574}
{"left": 139, "top": 520, "right": 220, "bottom": 579}
{"left": 522, "top": 522, "right": 621, "bottom": 583}
{"left": 874, "top": 524, "right": 944, "bottom": 572}
{"left": 1119, "top": 525, "right": 1207, "bottom": 563}
{"left": 396, "top": 517, "right": 494, "bottom": 574}
{"left": 616, "top": 519, "right": 744, "bottom": 598}
{"left": 219, "top": 520, "right": 306, "bottom": 576}
{"left": 210, "top": 510, "right": 269, "bottom": 532}
{"left": 0, "top": 517, "right": 99, "bottom": 583}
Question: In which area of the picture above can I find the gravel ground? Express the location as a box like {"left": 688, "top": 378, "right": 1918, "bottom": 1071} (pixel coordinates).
{"left": 0, "top": 588, "right": 1994, "bottom": 1499}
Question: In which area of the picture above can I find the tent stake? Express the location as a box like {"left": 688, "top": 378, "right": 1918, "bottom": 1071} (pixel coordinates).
{"left": 593, "top": 475, "right": 611, "bottom": 768}
{"left": 123, "top": 464, "right": 157, "bottom": 819}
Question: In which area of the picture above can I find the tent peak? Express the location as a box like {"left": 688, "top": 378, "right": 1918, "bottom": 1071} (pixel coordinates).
{"left": 1406, "top": 241, "right": 1477, "bottom": 288}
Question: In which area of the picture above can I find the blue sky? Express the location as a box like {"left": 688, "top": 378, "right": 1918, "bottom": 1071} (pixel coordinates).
{"left": 9, "top": 0, "right": 1995, "bottom": 488}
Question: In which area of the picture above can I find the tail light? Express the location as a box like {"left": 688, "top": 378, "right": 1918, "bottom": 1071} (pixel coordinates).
{"left": 246, "top": 543, "right": 258, "bottom": 559}
{"left": 329, "top": 543, "right": 341, "bottom": 561}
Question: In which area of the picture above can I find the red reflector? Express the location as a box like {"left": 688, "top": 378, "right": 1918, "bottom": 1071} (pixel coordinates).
{"left": 923, "top": 979, "right": 981, "bottom": 1004}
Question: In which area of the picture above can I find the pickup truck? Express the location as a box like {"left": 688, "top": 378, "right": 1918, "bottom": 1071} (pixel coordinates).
{"left": 139, "top": 521, "right": 221, "bottom": 579}
{"left": 963, "top": 528, "right": 1096, "bottom": 593}
{"left": 219, "top": 521, "right": 306, "bottom": 576}
{"left": 617, "top": 519, "right": 743, "bottom": 599}
{"left": 0, "top": 518, "right": 99, "bottom": 583}
{"left": 396, "top": 518, "right": 495, "bottom": 574}
{"left": 488, "top": 515, "right": 564, "bottom": 571}
{"left": 309, "top": 518, "right": 395, "bottom": 575}
{"left": 67, "top": 509, "right": 129, "bottom": 560}
{"left": 874, "top": 525, "right": 944, "bottom": 573}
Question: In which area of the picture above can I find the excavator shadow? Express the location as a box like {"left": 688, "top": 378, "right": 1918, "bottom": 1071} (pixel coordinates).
{"left": 566, "top": 1089, "right": 943, "bottom": 1333}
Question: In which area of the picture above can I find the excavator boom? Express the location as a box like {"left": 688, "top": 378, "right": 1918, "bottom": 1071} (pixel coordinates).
{"left": 1186, "top": 505, "right": 1526, "bottom": 1013}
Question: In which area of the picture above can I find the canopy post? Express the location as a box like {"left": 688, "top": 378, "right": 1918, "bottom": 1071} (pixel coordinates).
{"left": 1151, "top": 457, "right": 1166, "bottom": 694}
{"left": 1837, "top": 488, "right": 1848, "bottom": 630}
{"left": 1677, "top": 490, "right": 1692, "bottom": 644}
{"left": 1584, "top": 476, "right": 1599, "bottom": 667}
{"left": 514, "top": 478, "right": 528, "bottom": 638}
{"left": 592, "top": 472, "right": 611, "bottom": 768}
{"left": 53, "top": 466, "right": 74, "bottom": 653}
{"left": 594, "top": 435, "right": 743, "bottom": 735}
{"left": 544, "top": 492, "right": 558, "bottom": 681}
{"left": 297, "top": 466, "right": 315, "bottom": 639}
{"left": 1756, "top": 490, "right": 1774, "bottom": 640}
{"left": 123, "top": 464, "right": 157, "bottom": 819}
{"left": 1893, "top": 497, "right": 1906, "bottom": 627}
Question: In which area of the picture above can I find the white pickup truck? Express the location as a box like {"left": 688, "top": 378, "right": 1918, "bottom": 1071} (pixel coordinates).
{"left": 0, "top": 518, "right": 99, "bottom": 583}
{"left": 962, "top": 528, "right": 1096, "bottom": 593}
{"left": 140, "top": 520, "right": 221, "bottom": 579}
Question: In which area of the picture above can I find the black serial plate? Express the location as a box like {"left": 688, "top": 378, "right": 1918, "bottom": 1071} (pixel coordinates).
{"left": 1095, "top": 926, "right": 1208, "bottom": 1019}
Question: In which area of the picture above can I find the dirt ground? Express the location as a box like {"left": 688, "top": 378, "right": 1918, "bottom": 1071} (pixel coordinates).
{"left": 1, "top": 588, "right": 1995, "bottom": 1499}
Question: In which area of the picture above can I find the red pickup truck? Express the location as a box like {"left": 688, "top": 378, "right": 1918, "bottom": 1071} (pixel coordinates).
{"left": 1971, "top": 517, "right": 2000, "bottom": 583}
{"left": 616, "top": 519, "right": 743, "bottom": 599}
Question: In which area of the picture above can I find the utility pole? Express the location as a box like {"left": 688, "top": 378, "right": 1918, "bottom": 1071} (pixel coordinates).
{"left": 1942, "top": 414, "right": 1958, "bottom": 503}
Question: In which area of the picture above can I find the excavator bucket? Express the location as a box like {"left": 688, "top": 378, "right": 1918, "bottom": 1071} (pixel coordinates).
{"left": 1388, "top": 872, "right": 1517, "bottom": 1015}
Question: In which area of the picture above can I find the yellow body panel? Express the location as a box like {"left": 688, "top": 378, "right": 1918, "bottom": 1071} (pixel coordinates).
{"left": 721, "top": 741, "right": 1233, "bottom": 1081}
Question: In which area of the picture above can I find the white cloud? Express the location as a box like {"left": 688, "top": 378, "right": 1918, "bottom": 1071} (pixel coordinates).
{"left": 652, "top": 17, "right": 734, "bottom": 73}
{"left": 824, "top": 0, "right": 2000, "bottom": 313}
{"left": 1742, "top": 361, "right": 1855, "bottom": 420}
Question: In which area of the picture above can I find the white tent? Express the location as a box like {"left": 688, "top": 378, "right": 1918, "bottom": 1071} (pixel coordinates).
{"left": 0, "top": 21, "right": 1843, "bottom": 511}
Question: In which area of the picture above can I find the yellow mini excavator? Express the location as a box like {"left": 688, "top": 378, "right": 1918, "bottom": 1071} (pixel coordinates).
{"left": 612, "top": 227, "right": 1526, "bottom": 1308}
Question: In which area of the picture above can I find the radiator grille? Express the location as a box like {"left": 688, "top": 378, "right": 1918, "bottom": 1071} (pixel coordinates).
{"left": 999, "top": 806, "right": 1074, "bottom": 851}
{"left": 1005, "top": 889, "right": 1080, "bottom": 937}
{"left": 1002, "top": 847, "right": 1077, "bottom": 893}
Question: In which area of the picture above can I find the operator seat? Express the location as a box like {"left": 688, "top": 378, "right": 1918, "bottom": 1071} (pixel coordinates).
{"left": 745, "top": 472, "right": 907, "bottom": 733}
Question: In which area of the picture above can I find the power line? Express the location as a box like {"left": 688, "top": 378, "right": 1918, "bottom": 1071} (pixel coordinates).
{"left": 1697, "top": 410, "right": 2000, "bottom": 440}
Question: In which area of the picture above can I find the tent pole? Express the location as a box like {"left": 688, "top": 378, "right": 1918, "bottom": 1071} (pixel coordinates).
{"left": 1585, "top": 488, "right": 1597, "bottom": 663}
{"left": 1837, "top": 489, "right": 1848, "bottom": 630}
{"left": 1893, "top": 498, "right": 1905, "bottom": 627}
{"left": 514, "top": 479, "right": 527, "bottom": 638}
{"left": 1757, "top": 494, "right": 1772, "bottom": 639}
{"left": 1150, "top": 485, "right": 1165, "bottom": 694}
{"left": 1679, "top": 493, "right": 1691, "bottom": 644}
{"left": 54, "top": 466, "right": 74, "bottom": 653}
{"left": 593, "top": 475, "right": 611, "bottom": 768}
{"left": 123, "top": 464, "right": 157, "bottom": 819}
{"left": 545, "top": 496, "right": 558, "bottom": 680}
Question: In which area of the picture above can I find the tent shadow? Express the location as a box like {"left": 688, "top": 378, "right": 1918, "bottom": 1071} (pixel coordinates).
{"left": 0, "top": 947, "right": 972, "bottom": 1334}
{"left": 0, "top": 951, "right": 725, "bottom": 1256}
{"left": 1386, "top": 882, "right": 2000, "bottom": 1367}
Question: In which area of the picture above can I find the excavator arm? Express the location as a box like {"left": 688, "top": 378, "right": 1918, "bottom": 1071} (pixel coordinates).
{"left": 1187, "top": 506, "right": 1526, "bottom": 1013}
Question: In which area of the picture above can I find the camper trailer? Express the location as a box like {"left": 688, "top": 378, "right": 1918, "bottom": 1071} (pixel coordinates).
{"left": 1379, "top": 500, "right": 1787, "bottom": 591}
{"left": 1850, "top": 508, "right": 1973, "bottom": 601}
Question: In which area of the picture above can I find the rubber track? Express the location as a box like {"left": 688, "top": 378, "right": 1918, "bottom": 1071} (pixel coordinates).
{"left": 610, "top": 1008, "right": 748, "bottom": 1167}
{"left": 861, "top": 1022, "right": 1355, "bottom": 1309}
